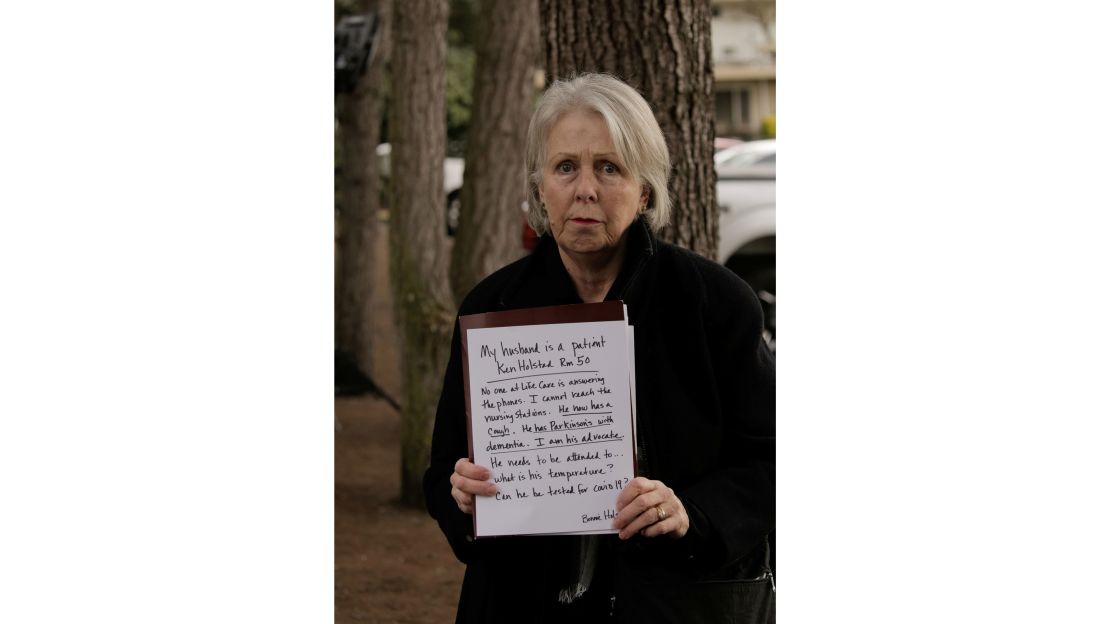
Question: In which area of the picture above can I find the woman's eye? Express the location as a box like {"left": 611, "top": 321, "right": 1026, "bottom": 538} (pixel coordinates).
{"left": 557, "top": 162, "right": 574, "bottom": 173}
{"left": 601, "top": 163, "right": 619, "bottom": 174}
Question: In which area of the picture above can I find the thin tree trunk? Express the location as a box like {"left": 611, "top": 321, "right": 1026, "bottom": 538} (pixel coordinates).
{"left": 390, "top": 0, "right": 454, "bottom": 508}
{"left": 449, "top": 0, "right": 539, "bottom": 302}
{"left": 539, "top": 0, "right": 717, "bottom": 258}
{"left": 335, "top": 0, "right": 391, "bottom": 378}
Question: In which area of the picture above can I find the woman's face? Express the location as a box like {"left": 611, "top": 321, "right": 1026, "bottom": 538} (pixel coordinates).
{"left": 538, "top": 109, "right": 648, "bottom": 257}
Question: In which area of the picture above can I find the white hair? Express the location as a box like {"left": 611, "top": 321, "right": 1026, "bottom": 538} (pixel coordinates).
{"left": 524, "top": 73, "right": 672, "bottom": 235}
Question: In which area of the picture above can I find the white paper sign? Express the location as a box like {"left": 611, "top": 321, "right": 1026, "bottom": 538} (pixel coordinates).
{"left": 466, "top": 320, "right": 636, "bottom": 537}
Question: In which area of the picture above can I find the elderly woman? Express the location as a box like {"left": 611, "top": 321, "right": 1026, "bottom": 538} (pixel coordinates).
{"left": 424, "top": 73, "right": 775, "bottom": 623}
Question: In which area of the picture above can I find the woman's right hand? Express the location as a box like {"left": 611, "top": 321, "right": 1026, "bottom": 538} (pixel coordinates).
{"left": 449, "top": 457, "right": 498, "bottom": 515}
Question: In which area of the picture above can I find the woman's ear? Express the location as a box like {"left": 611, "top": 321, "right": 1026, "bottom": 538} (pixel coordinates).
{"left": 640, "top": 186, "right": 650, "bottom": 210}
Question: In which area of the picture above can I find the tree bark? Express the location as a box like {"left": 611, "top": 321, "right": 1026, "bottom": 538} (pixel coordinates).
{"left": 335, "top": 0, "right": 390, "bottom": 378}
{"left": 449, "top": 0, "right": 539, "bottom": 302}
{"left": 539, "top": 0, "right": 717, "bottom": 258}
{"left": 390, "top": 0, "right": 454, "bottom": 508}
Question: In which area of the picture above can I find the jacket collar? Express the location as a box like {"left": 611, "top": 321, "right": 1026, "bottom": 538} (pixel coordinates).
{"left": 498, "top": 217, "right": 657, "bottom": 316}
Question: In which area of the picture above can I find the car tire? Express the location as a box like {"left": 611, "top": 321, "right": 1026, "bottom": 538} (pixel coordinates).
{"left": 446, "top": 190, "right": 461, "bottom": 236}
{"left": 726, "top": 255, "right": 775, "bottom": 351}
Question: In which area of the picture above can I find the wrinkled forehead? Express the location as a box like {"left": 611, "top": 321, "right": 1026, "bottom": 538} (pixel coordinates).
{"left": 543, "top": 107, "right": 627, "bottom": 163}
{"left": 547, "top": 111, "right": 615, "bottom": 151}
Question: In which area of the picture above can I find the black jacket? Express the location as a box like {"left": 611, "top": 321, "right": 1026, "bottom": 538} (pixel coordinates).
{"left": 424, "top": 220, "right": 775, "bottom": 623}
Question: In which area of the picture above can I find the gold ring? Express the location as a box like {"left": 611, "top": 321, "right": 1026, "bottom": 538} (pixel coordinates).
{"left": 656, "top": 505, "right": 667, "bottom": 522}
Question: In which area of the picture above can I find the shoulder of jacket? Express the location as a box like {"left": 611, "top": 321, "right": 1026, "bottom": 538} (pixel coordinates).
{"left": 648, "top": 243, "right": 763, "bottom": 339}
{"left": 654, "top": 241, "right": 762, "bottom": 319}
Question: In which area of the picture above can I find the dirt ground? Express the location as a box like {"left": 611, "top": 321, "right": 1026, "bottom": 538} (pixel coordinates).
{"left": 335, "top": 221, "right": 464, "bottom": 623}
{"left": 334, "top": 394, "right": 464, "bottom": 623}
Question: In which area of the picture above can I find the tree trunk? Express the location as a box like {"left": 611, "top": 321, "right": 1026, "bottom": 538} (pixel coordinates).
{"left": 539, "top": 0, "right": 717, "bottom": 258}
{"left": 390, "top": 0, "right": 454, "bottom": 508}
{"left": 449, "top": 0, "right": 539, "bottom": 302}
{"left": 335, "top": 0, "right": 390, "bottom": 378}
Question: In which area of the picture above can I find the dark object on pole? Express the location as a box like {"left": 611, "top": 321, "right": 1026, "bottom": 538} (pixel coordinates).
{"left": 335, "top": 13, "right": 380, "bottom": 93}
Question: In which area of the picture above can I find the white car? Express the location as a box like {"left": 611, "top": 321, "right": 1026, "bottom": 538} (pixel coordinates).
{"left": 715, "top": 140, "right": 775, "bottom": 348}
{"left": 716, "top": 139, "right": 775, "bottom": 170}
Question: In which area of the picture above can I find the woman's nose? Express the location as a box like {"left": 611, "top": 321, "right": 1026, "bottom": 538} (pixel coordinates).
{"left": 574, "top": 169, "right": 598, "bottom": 203}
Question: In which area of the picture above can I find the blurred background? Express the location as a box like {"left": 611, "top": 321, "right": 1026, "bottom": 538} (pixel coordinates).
{"left": 333, "top": 1, "right": 775, "bottom": 621}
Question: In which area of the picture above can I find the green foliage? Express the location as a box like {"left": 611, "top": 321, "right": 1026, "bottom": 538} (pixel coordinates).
{"left": 445, "top": 0, "right": 478, "bottom": 155}
{"left": 446, "top": 44, "right": 474, "bottom": 155}
{"left": 334, "top": 0, "right": 361, "bottom": 21}
{"left": 335, "top": 0, "right": 477, "bottom": 155}
{"left": 761, "top": 115, "right": 776, "bottom": 139}
{"left": 448, "top": 0, "right": 478, "bottom": 47}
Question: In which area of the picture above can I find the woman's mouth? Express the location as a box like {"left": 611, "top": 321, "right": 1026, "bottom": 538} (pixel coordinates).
{"left": 571, "top": 218, "right": 600, "bottom": 225}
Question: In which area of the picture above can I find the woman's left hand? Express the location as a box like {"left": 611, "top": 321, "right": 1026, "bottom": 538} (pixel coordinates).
{"left": 612, "top": 477, "right": 689, "bottom": 540}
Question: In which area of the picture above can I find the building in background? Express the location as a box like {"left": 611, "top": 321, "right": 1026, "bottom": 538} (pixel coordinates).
{"left": 711, "top": 0, "right": 775, "bottom": 139}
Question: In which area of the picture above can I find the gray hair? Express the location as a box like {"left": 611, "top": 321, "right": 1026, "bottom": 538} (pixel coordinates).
{"left": 524, "top": 73, "right": 672, "bottom": 235}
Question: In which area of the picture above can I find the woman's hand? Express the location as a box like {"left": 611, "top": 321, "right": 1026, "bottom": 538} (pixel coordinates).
{"left": 612, "top": 477, "right": 689, "bottom": 539}
{"left": 449, "top": 457, "right": 498, "bottom": 515}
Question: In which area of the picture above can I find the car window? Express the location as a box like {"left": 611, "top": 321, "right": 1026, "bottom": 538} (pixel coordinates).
{"left": 720, "top": 150, "right": 774, "bottom": 168}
